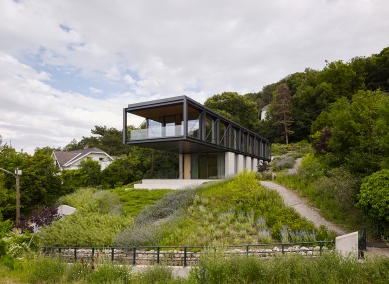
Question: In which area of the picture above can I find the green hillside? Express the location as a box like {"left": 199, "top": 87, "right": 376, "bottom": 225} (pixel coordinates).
{"left": 37, "top": 170, "right": 335, "bottom": 248}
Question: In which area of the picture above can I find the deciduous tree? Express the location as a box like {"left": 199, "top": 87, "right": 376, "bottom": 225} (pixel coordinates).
{"left": 204, "top": 92, "right": 259, "bottom": 129}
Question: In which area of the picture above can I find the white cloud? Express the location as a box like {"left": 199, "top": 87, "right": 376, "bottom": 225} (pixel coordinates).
{"left": 0, "top": 0, "right": 389, "bottom": 152}
{"left": 0, "top": 53, "right": 128, "bottom": 153}
{"left": 123, "top": 74, "right": 135, "bottom": 85}
{"left": 89, "top": 87, "right": 102, "bottom": 94}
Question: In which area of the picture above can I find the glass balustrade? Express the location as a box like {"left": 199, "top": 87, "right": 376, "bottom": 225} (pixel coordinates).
{"left": 129, "top": 125, "right": 183, "bottom": 140}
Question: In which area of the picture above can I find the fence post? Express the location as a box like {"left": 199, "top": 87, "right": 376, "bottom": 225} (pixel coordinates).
{"left": 282, "top": 244, "right": 285, "bottom": 255}
{"left": 184, "top": 247, "right": 187, "bottom": 267}
{"left": 111, "top": 248, "right": 114, "bottom": 262}
{"left": 132, "top": 247, "right": 136, "bottom": 266}
{"left": 320, "top": 241, "right": 323, "bottom": 256}
{"left": 92, "top": 247, "right": 94, "bottom": 257}
{"left": 246, "top": 245, "right": 249, "bottom": 256}
{"left": 74, "top": 247, "right": 77, "bottom": 261}
{"left": 157, "top": 247, "right": 160, "bottom": 264}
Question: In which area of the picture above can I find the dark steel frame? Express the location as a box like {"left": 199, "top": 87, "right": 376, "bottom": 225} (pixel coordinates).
{"left": 123, "top": 96, "right": 271, "bottom": 161}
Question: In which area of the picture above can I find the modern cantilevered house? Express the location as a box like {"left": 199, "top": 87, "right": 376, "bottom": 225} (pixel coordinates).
{"left": 123, "top": 96, "right": 271, "bottom": 189}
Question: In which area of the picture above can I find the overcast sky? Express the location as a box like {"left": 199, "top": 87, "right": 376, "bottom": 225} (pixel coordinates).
{"left": 1, "top": 0, "right": 389, "bottom": 154}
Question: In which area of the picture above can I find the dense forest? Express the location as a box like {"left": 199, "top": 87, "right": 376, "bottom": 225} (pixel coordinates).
{"left": 0, "top": 46, "right": 388, "bottom": 224}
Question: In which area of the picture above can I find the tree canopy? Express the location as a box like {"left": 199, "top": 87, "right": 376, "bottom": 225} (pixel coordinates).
{"left": 204, "top": 92, "right": 259, "bottom": 129}
{"left": 311, "top": 90, "right": 389, "bottom": 176}
{"left": 357, "top": 169, "right": 389, "bottom": 221}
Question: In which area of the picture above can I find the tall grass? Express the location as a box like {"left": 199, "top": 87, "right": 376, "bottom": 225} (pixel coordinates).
{"left": 190, "top": 253, "right": 389, "bottom": 284}
{"left": 3, "top": 252, "right": 389, "bottom": 283}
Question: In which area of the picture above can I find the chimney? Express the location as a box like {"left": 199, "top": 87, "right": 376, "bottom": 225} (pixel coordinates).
{"left": 84, "top": 144, "right": 89, "bottom": 149}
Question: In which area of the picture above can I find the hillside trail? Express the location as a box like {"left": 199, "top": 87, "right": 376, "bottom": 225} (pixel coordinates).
{"left": 261, "top": 158, "right": 389, "bottom": 257}
{"left": 260, "top": 158, "right": 347, "bottom": 235}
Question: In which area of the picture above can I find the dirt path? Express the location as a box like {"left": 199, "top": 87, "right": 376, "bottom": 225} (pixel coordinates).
{"left": 288, "top": 158, "right": 302, "bottom": 174}
{"left": 260, "top": 181, "right": 347, "bottom": 236}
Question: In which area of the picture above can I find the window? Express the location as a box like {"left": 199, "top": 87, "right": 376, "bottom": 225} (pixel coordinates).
{"left": 188, "top": 106, "right": 201, "bottom": 139}
{"left": 205, "top": 115, "right": 215, "bottom": 143}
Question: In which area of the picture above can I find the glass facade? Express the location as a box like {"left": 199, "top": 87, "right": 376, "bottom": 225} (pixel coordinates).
{"left": 190, "top": 153, "right": 225, "bottom": 179}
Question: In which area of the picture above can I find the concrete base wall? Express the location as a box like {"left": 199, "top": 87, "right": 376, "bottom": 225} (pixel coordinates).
{"left": 134, "top": 179, "right": 219, "bottom": 190}
{"left": 335, "top": 231, "right": 358, "bottom": 259}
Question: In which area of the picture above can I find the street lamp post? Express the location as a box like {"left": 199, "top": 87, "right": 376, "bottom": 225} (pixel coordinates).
{"left": 0, "top": 167, "right": 21, "bottom": 226}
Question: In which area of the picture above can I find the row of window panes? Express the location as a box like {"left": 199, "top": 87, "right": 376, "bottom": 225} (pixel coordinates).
{"left": 187, "top": 106, "right": 269, "bottom": 158}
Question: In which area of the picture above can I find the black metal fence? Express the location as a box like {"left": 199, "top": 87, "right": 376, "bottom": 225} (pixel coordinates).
{"left": 42, "top": 241, "right": 334, "bottom": 267}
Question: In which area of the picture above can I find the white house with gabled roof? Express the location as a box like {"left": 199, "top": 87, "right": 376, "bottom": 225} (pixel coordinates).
{"left": 52, "top": 147, "right": 114, "bottom": 170}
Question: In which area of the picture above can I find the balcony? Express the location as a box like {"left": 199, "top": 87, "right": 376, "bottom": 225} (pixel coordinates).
{"left": 129, "top": 125, "right": 183, "bottom": 140}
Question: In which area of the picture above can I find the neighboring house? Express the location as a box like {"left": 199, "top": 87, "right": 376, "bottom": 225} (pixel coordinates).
{"left": 261, "top": 104, "right": 270, "bottom": 121}
{"left": 52, "top": 147, "right": 114, "bottom": 170}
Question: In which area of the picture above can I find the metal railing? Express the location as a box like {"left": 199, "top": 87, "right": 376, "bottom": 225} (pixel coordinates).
{"left": 42, "top": 241, "right": 334, "bottom": 267}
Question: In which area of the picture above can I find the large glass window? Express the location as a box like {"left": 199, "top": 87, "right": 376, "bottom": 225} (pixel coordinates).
{"left": 219, "top": 122, "right": 227, "bottom": 147}
{"left": 240, "top": 132, "right": 246, "bottom": 152}
{"left": 188, "top": 106, "right": 201, "bottom": 139}
{"left": 205, "top": 115, "right": 215, "bottom": 143}
{"left": 191, "top": 153, "right": 225, "bottom": 179}
{"left": 248, "top": 136, "right": 253, "bottom": 154}
{"left": 230, "top": 128, "right": 237, "bottom": 150}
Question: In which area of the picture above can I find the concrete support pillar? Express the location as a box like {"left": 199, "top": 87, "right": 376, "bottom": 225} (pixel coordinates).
{"left": 237, "top": 154, "right": 244, "bottom": 173}
{"left": 225, "top": 152, "right": 235, "bottom": 177}
{"left": 252, "top": 158, "right": 258, "bottom": 172}
{"left": 246, "top": 157, "right": 253, "bottom": 171}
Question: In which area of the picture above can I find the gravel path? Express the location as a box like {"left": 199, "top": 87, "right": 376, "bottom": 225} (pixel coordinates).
{"left": 288, "top": 158, "right": 302, "bottom": 174}
{"left": 260, "top": 181, "right": 347, "bottom": 236}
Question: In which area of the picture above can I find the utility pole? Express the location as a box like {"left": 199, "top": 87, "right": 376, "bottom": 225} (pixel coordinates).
{"left": 15, "top": 168, "right": 21, "bottom": 226}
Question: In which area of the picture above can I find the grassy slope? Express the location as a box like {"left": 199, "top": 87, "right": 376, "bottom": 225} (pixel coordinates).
{"left": 157, "top": 171, "right": 335, "bottom": 246}
{"left": 112, "top": 187, "right": 172, "bottom": 216}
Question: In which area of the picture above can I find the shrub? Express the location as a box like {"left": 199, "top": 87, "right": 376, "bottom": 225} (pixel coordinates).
{"left": 357, "top": 169, "right": 389, "bottom": 221}
{"left": 0, "top": 219, "right": 13, "bottom": 239}
{"left": 314, "top": 167, "right": 360, "bottom": 211}
{"left": 40, "top": 212, "right": 132, "bottom": 246}
{"left": 58, "top": 188, "right": 123, "bottom": 215}
{"left": 271, "top": 156, "right": 295, "bottom": 171}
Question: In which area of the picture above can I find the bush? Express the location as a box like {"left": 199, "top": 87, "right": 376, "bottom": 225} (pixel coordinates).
{"left": 58, "top": 188, "right": 123, "bottom": 215}
{"left": 0, "top": 219, "right": 13, "bottom": 239}
{"left": 40, "top": 212, "right": 132, "bottom": 246}
{"left": 271, "top": 156, "right": 295, "bottom": 171}
{"left": 314, "top": 167, "right": 360, "bottom": 211}
{"left": 357, "top": 169, "right": 389, "bottom": 221}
